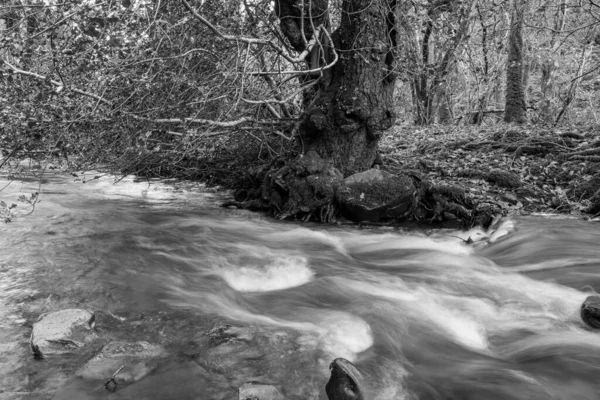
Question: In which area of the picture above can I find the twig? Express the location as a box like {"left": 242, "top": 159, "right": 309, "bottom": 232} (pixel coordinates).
{"left": 1, "top": 60, "right": 290, "bottom": 128}
{"left": 104, "top": 365, "right": 125, "bottom": 392}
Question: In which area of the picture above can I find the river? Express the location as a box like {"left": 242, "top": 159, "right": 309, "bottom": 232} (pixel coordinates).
{"left": 1, "top": 171, "right": 600, "bottom": 400}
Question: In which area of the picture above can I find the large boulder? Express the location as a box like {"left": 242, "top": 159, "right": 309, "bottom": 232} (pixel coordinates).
{"left": 335, "top": 170, "right": 415, "bottom": 222}
{"left": 30, "top": 309, "right": 97, "bottom": 358}
{"left": 325, "top": 358, "right": 364, "bottom": 400}
{"left": 75, "top": 341, "right": 166, "bottom": 385}
{"left": 581, "top": 296, "right": 600, "bottom": 329}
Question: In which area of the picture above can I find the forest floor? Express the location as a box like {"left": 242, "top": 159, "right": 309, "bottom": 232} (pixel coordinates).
{"left": 379, "top": 122, "right": 600, "bottom": 221}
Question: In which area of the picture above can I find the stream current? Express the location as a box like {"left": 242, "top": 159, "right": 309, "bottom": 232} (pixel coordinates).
{"left": 1, "top": 172, "right": 600, "bottom": 399}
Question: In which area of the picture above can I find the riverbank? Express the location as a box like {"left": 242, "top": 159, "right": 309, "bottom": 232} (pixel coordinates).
{"left": 2, "top": 123, "right": 599, "bottom": 227}
{"left": 216, "top": 123, "right": 600, "bottom": 226}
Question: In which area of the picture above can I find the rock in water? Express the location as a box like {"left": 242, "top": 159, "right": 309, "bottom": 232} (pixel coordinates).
{"left": 325, "top": 358, "right": 364, "bottom": 400}
{"left": 76, "top": 341, "right": 166, "bottom": 384}
{"left": 581, "top": 296, "right": 600, "bottom": 329}
{"left": 239, "top": 382, "right": 286, "bottom": 400}
{"left": 30, "top": 309, "right": 96, "bottom": 358}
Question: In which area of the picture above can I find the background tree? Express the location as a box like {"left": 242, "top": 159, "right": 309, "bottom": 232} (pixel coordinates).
{"left": 504, "top": 0, "right": 527, "bottom": 124}
{"left": 398, "top": 0, "right": 477, "bottom": 125}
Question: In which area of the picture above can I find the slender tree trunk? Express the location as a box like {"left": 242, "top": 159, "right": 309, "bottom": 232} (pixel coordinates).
{"left": 436, "top": 83, "right": 452, "bottom": 123}
{"left": 540, "top": 0, "right": 568, "bottom": 123}
{"left": 555, "top": 42, "right": 593, "bottom": 125}
{"left": 414, "top": 12, "right": 434, "bottom": 125}
{"left": 471, "top": 4, "right": 489, "bottom": 125}
{"left": 504, "top": 0, "right": 527, "bottom": 124}
{"left": 412, "top": 0, "right": 475, "bottom": 125}
{"left": 276, "top": 0, "right": 400, "bottom": 175}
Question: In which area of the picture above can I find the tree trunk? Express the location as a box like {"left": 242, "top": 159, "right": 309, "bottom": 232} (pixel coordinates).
{"left": 250, "top": 0, "right": 401, "bottom": 221}
{"left": 504, "top": 0, "right": 527, "bottom": 124}
{"left": 540, "top": 0, "right": 568, "bottom": 123}
{"left": 276, "top": 0, "right": 399, "bottom": 176}
{"left": 436, "top": 85, "right": 452, "bottom": 124}
{"left": 555, "top": 42, "right": 593, "bottom": 125}
{"left": 405, "top": 0, "right": 474, "bottom": 125}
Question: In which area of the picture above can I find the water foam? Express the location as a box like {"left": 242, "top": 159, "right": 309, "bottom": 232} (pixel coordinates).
{"left": 218, "top": 255, "right": 315, "bottom": 292}
{"left": 166, "top": 287, "right": 373, "bottom": 361}
{"left": 341, "top": 279, "right": 490, "bottom": 351}
{"left": 312, "top": 311, "right": 374, "bottom": 361}
{"left": 262, "top": 227, "right": 347, "bottom": 255}
{"left": 344, "top": 233, "right": 474, "bottom": 256}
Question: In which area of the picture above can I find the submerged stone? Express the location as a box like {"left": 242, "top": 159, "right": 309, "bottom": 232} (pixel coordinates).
{"left": 325, "top": 358, "right": 364, "bottom": 400}
{"left": 75, "top": 341, "right": 166, "bottom": 384}
{"left": 581, "top": 296, "right": 600, "bottom": 329}
{"left": 239, "top": 382, "right": 286, "bottom": 400}
{"left": 335, "top": 169, "right": 415, "bottom": 222}
{"left": 30, "top": 309, "right": 96, "bottom": 358}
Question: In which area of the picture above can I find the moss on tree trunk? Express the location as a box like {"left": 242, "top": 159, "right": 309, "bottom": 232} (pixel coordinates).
{"left": 504, "top": 1, "right": 527, "bottom": 124}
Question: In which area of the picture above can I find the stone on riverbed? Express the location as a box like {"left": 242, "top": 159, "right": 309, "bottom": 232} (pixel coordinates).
{"left": 239, "top": 382, "right": 286, "bottom": 400}
{"left": 75, "top": 341, "right": 166, "bottom": 384}
{"left": 30, "top": 309, "right": 96, "bottom": 358}
{"left": 581, "top": 296, "right": 600, "bottom": 329}
{"left": 335, "top": 170, "right": 415, "bottom": 222}
{"left": 325, "top": 358, "right": 364, "bottom": 400}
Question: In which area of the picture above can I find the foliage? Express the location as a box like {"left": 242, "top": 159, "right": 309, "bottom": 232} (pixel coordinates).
{"left": 0, "top": 200, "right": 17, "bottom": 222}
{"left": 0, "top": 0, "right": 600, "bottom": 181}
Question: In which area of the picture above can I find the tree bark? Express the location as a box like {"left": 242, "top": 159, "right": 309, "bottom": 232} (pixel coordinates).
{"left": 276, "top": 0, "right": 400, "bottom": 176}
{"left": 540, "top": 0, "right": 568, "bottom": 123}
{"left": 504, "top": 0, "right": 527, "bottom": 124}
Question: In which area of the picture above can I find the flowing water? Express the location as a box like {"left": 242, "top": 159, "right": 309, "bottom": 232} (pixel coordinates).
{"left": 1, "top": 171, "right": 600, "bottom": 399}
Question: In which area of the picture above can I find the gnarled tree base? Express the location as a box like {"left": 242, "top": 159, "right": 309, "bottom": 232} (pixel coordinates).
{"left": 226, "top": 153, "right": 498, "bottom": 229}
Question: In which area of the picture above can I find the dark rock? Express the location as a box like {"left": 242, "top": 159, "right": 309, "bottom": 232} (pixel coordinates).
{"left": 335, "top": 170, "right": 415, "bottom": 222}
{"left": 581, "top": 296, "right": 600, "bottom": 329}
{"left": 206, "top": 324, "right": 254, "bottom": 347}
{"left": 325, "top": 358, "right": 364, "bottom": 400}
{"left": 30, "top": 309, "right": 96, "bottom": 358}
{"left": 239, "top": 382, "right": 286, "bottom": 400}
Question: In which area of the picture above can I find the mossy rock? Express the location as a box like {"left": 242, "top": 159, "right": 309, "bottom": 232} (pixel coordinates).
{"left": 485, "top": 169, "right": 521, "bottom": 189}
{"left": 335, "top": 169, "right": 415, "bottom": 222}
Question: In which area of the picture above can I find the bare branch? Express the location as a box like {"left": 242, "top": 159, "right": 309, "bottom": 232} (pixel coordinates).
{"left": 180, "top": 0, "right": 335, "bottom": 66}
{"left": 2, "top": 59, "right": 112, "bottom": 106}
{"left": 2, "top": 59, "right": 290, "bottom": 128}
